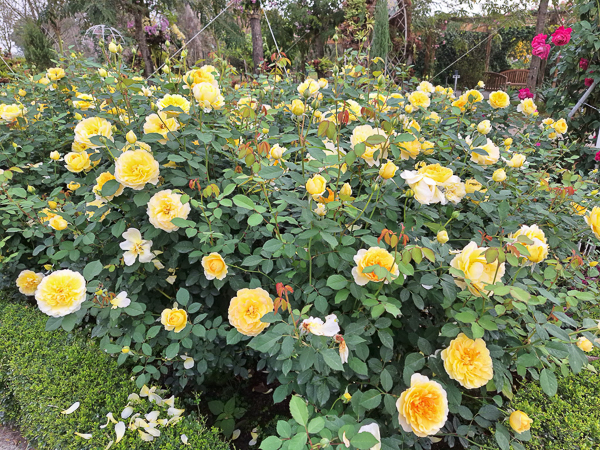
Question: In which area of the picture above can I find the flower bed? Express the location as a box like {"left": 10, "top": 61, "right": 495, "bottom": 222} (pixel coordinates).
{"left": 0, "top": 52, "right": 599, "bottom": 449}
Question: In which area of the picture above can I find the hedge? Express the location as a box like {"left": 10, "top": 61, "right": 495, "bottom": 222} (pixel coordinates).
{"left": 504, "top": 358, "right": 600, "bottom": 450}
{"left": 0, "top": 297, "right": 230, "bottom": 450}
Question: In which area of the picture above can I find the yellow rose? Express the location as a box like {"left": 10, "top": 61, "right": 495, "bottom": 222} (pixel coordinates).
{"left": 50, "top": 151, "right": 60, "bottom": 161}
{"left": 443, "top": 180, "right": 466, "bottom": 204}
{"left": 157, "top": 94, "right": 190, "bottom": 116}
{"left": 93, "top": 171, "right": 125, "bottom": 200}
{"left": 108, "top": 42, "right": 118, "bottom": 53}
{"left": 465, "top": 179, "right": 483, "bottom": 194}
{"left": 504, "top": 138, "right": 513, "bottom": 146}
{"left": 352, "top": 247, "right": 400, "bottom": 285}
{"left": 509, "top": 411, "right": 533, "bottom": 434}
{"left": 35, "top": 269, "right": 86, "bottom": 317}
{"left": 403, "top": 119, "right": 421, "bottom": 132}
{"left": 470, "top": 139, "right": 499, "bottom": 165}
{"left": 161, "top": 307, "right": 188, "bottom": 333}
{"left": 48, "top": 201, "right": 58, "bottom": 210}
{"left": 441, "top": 333, "right": 493, "bottom": 389}
{"left": 506, "top": 153, "right": 526, "bottom": 168}
{"left": 16, "top": 270, "right": 44, "bottom": 296}
{"left": 18, "top": 89, "right": 26, "bottom": 97}
{"left": 318, "top": 78, "right": 328, "bottom": 88}
{"left": 228, "top": 287, "right": 274, "bottom": 336}
{"left": 510, "top": 224, "right": 549, "bottom": 264}
{"left": 418, "top": 164, "right": 453, "bottom": 184}
{"left": 290, "top": 99, "right": 305, "bottom": 116}
{"left": 340, "top": 183, "right": 352, "bottom": 198}
{"left": 477, "top": 120, "right": 491, "bottom": 134}
{"left": 379, "top": 161, "right": 398, "bottom": 179}
{"left": 397, "top": 373, "right": 449, "bottom": 437}
{"left": 351, "top": 125, "right": 388, "bottom": 166}
{"left": 67, "top": 181, "right": 81, "bottom": 191}
{"left": 436, "top": 230, "right": 449, "bottom": 244}
{"left": 143, "top": 113, "right": 180, "bottom": 144}
{"left": 492, "top": 169, "right": 507, "bottom": 182}
{"left": 553, "top": 118, "right": 568, "bottom": 134}
{"left": 98, "top": 68, "right": 108, "bottom": 77}
{"left": 297, "top": 79, "right": 320, "bottom": 97}
{"left": 450, "top": 241, "right": 505, "bottom": 296}
{"left": 64, "top": 151, "right": 91, "bottom": 173}
{"left": 488, "top": 90, "right": 510, "bottom": 109}
{"left": 269, "top": 144, "right": 285, "bottom": 160}
{"left": 86, "top": 199, "right": 110, "bottom": 221}
{"left": 404, "top": 104, "right": 414, "bottom": 113}
{"left": 571, "top": 202, "right": 586, "bottom": 216}
{"left": 147, "top": 190, "right": 191, "bottom": 233}
{"left": 577, "top": 336, "right": 593, "bottom": 352}
{"left": 517, "top": 98, "right": 537, "bottom": 115}
{"left": 114, "top": 150, "right": 160, "bottom": 191}
{"left": 590, "top": 261, "right": 598, "bottom": 267}
{"left": 306, "top": 174, "right": 327, "bottom": 197}
{"left": 184, "top": 66, "right": 218, "bottom": 88}
{"left": 48, "top": 215, "right": 68, "bottom": 231}
{"left": 399, "top": 137, "right": 421, "bottom": 161}
{"left": 74, "top": 117, "right": 113, "bottom": 148}
{"left": 408, "top": 91, "right": 430, "bottom": 109}
{"left": 47, "top": 67, "right": 65, "bottom": 81}
{"left": 452, "top": 95, "right": 468, "bottom": 110}
{"left": 126, "top": 130, "right": 137, "bottom": 144}
{"left": 193, "top": 82, "right": 220, "bottom": 108}
{"left": 464, "top": 89, "right": 483, "bottom": 103}
{"left": 421, "top": 141, "right": 435, "bottom": 155}
{"left": 0, "top": 104, "right": 25, "bottom": 121}
{"left": 73, "top": 93, "right": 95, "bottom": 110}
{"left": 202, "top": 253, "right": 228, "bottom": 281}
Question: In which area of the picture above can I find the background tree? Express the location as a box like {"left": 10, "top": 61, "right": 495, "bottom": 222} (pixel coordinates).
{"left": 526, "top": 0, "right": 549, "bottom": 92}
{"left": 371, "top": 0, "right": 392, "bottom": 68}
{"left": 19, "top": 18, "right": 54, "bottom": 69}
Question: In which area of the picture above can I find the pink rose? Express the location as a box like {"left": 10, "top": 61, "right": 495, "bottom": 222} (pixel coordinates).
{"left": 536, "top": 142, "right": 541, "bottom": 147}
{"left": 518, "top": 88, "right": 534, "bottom": 100}
{"left": 595, "top": 150, "right": 600, "bottom": 162}
{"left": 551, "top": 26, "right": 572, "bottom": 46}
{"left": 532, "top": 42, "right": 551, "bottom": 60}
{"left": 580, "top": 58, "right": 589, "bottom": 70}
{"left": 532, "top": 34, "right": 547, "bottom": 46}
{"left": 585, "top": 78, "right": 594, "bottom": 87}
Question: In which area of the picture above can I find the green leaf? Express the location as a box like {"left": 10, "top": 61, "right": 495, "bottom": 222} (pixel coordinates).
{"left": 233, "top": 194, "right": 256, "bottom": 210}
{"left": 83, "top": 260, "right": 103, "bottom": 281}
{"left": 100, "top": 179, "right": 120, "bottom": 197}
{"left": 307, "top": 417, "right": 325, "bottom": 434}
{"left": 351, "top": 431, "right": 379, "bottom": 449}
{"left": 540, "top": 368, "right": 558, "bottom": 396}
{"left": 360, "top": 389, "right": 382, "bottom": 410}
{"left": 276, "top": 420, "right": 292, "bottom": 438}
{"left": 349, "top": 357, "right": 368, "bottom": 375}
{"left": 327, "top": 274, "right": 348, "bottom": 290}
{"left": 455, "top": 309, "right": 477, "bottom": 323}
{"left": 248, "top": 213, "right": 264, "bottom": 226}
{"left": 380, "top": 368, "right": 393, "bottom": 391}
{"left": 321, "top": 348, "right": 344, "bottom": 371}
{"left": 176, "top": 288, "right": 190, "bottom": 306}
{"left": 165, "top": 342, "right": 180, "bottom": 359}
{"left": 45, "top": 316, "right": 63, "bottom": 331}
{"left": 259, "top": 165, "right": 284, "bottom": 179}
{"left": 495, "top": 423, "right": 510, "bottom": 450}
{"left": 259, "top": 436, "right": 282, "bottom": 450}
{"left": 289, "top": 395, "right": 308, "bottom": 427}
{"left": 147, "top": 325, "right": 161, "bottom": 339}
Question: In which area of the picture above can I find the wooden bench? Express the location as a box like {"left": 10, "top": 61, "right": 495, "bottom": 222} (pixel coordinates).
{"left": 483, "top": 72, "right": 507, "bottom": 90}
{"left": 500, "top": 69, "right": 528, "bottom": 88}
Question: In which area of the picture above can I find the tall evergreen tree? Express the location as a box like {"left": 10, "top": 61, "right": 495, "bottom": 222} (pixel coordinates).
{"left": 372, "top": 0, "right": 391, "bottom": 69}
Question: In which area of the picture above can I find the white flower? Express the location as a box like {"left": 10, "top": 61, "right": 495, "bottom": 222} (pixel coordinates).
{"left": 300, "top": 314, "right": 340, "bottom": 336}
{"left": 358, "top": 422, "right": 381, "bottom": 450}
{"left": 61, "top": 402, "right": 80, "bottom": 414}
{"left": 314, "top": 203, "right": 327, "bottom": 216}
{"left": 401, "top": 171, "right": 446, "bottom": 205}
{"left": 181, "top": 355, "right": 195, "bottom": 369}
{"left": 181, "top": 434, "right": 190, "bottom": 445}
{"left": 120, "top": 228, "right": 154, "bottom": 266}
{"left": 110, "top": 291, "right": 131, "bottom": 309}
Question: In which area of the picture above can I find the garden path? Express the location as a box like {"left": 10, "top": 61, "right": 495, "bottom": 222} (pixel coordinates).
{"left": 0, "top": 426, "right": 27, "bottom": 450}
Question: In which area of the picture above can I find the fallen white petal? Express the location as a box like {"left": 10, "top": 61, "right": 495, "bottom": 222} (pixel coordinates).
{"left": 74, "top": 432, "right": 92, "bottom": 439}
{"left": 61, "top": 402, "right": 80, "bottom": 414}
{"left": 115, "top": 421, "right": 126, "bottom": 444}
{"left": 232, "top": 429, "right": 241, "bottom": 440}
{"left": 121, "top": 406, "right": 134, "bottom": 419}
{"left": 181, "top": 434, "right": 189, "bottom": 445}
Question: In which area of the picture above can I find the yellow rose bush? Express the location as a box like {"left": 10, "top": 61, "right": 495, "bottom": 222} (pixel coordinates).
{"left": 0, "top": 52, "right": 599, "bottom": 449}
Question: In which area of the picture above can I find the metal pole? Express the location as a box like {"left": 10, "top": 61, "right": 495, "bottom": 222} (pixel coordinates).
{"left": 568, "top": 79, "right": 599, "bottom": 119}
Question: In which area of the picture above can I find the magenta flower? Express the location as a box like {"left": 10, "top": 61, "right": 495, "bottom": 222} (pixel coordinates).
{"left": 551, "top": 26, "right": 572, "bottom": 46}
{"left": 518, "top": 88, "right": 534, "bottom": 100}
{"left": 532, "top": 34, "right": 547, "bottom": 46}
{"left": 532, "top": 42, "right": 551, "bottom": 60}
{"left": 580, "top": 58, "right": 589, "bottom": 70}
{"left": 536, "top": 142, "right": 541, "bottom": 147}
{"left": 595, "top": 150, "right": 600, "bottom": 162}
{"left": 585, "top": 78, "right": 594, "bottom": 87}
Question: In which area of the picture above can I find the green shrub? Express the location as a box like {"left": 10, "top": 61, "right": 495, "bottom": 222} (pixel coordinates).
{"left": 506, "top": 358, "right": 600, "bottom": 450}
{"left": 0, "top": 297, "right": 229, "bottom": 450}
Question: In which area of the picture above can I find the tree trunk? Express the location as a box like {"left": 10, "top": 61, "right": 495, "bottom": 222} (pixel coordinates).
{"left": 249, "top": 9, "right": 264, "bottom": 73}
{"left": 526, "top": 0, "right": 549, "bottom": 93}
{"left": 404, "top": 0, "right": 414, "bottom": 66}
{"left": 484, "top": 28, "right": 493, "bottom": 72}
{"left": 133, "top": 9, "right": 154, "bottom": 78}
